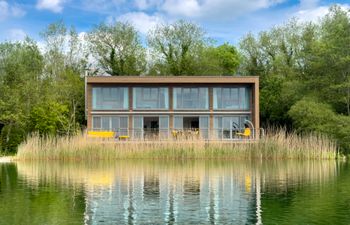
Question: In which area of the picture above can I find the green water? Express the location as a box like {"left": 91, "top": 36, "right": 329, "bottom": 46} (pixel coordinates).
{"left": 0, "top": 160, "right": 349, "bottom": 225}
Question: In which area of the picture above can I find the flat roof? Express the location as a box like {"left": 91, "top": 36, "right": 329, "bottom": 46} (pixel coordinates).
{"left": 86, "top": 76, "right": 259, "bottom": 84}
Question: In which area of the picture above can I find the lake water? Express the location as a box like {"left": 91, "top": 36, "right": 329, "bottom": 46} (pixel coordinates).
{"left": 0, "top": 160, "right": 349, "bottom": 225}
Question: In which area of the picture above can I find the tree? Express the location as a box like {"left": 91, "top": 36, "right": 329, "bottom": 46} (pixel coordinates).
{"left": 200, "top": 43, "right": 240, "bottom": 75}
{"left": 40, "top": 21, "right": 87, "bottom": 134}
{"left": 29, "top": 102, "right": 69, "bottom": 136}
{"left": 289, "top": 98, "right": 350, "bottom": 152}
{"left": 87, "top": 21, "right": 146, "bottom": 76}
{"left": 40, "top": 21, "right": 88, "bottom": 76}
{"left": 147, "top": 20, "right": 208, "bottom": 75}
{"left": 0, "top": 40, "right": 44, "bottom": 153}
{"left": 307, "top": 6, "right": 350, "bottom": 115}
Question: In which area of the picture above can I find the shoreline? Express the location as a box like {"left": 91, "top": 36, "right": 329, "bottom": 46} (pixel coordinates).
{"left": 0, "top": 156, "right": 15, "bottom": 163}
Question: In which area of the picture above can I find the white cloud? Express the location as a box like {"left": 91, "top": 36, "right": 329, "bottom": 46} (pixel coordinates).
{"left": 134, "top": 0, "right": 159, "bottom": 10}
{"left": 299, "top": 0, "right": 319, "bottom": 9}
{"left": 81, "top": 0, "right": 286, "bottom": 21}
{"left": 0, "top": 1, "right": 25, "bottom": 21}
{"left": 160, "top": 0, "right": 286, "bottom": 20}
{"left": 11, "top": 5, "right": 26, "bottom": 17}
{"left": 0, "top": 1, "right": 9, "bottom": 21}
{"left": 8, "top": 28, "right": 27, "bottom": 41}
{"left": 36, "top": 0, "right": 66, "bottom": 13}
{"left": 116, "top": 12, "right": 164, "bottom": 34}
{"left": 81, "top": 0, "right": 126, "bottom": 13}
{"left": 162, "top": 0, "right": 201, "bottom": 17}
{"left": 294, "top": 4, "right": 350, "bottom": 22}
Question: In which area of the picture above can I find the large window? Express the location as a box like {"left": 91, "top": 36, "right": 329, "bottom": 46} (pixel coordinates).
{"left": 173, "top": 88, "right": 208, "bottom": 109}
{"left": 92, "top": 87, "right": 128, "bottom": 110}
{"left": 213, "top": 87, "right": 250, "bottom": 110}
{"left": 132, "top": 115, "right": 169, "bottom": 139}
{"left": 213, "top": 115, "right": 251, "bottom": 139}
{"left": 133, "top": 87, "right": 169, "bottom": 109}
{"left": 173, "top": 115, "right": 209, "bottom": 139}
{"left": 92, "top": 116, "right": 128, "bottom": 135}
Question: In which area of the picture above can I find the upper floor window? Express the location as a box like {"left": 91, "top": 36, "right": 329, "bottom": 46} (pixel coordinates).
{"left": 133, "top": 87, "right": 169, "bottom": 109}
{"left": 213, "top": 87, "right": 250, "bottom": 110}
{"left": 92, "top": 87, "right": 128, "bottom": 110}
{"left": 173, "top": 87, "right": 209, "bottom": 110}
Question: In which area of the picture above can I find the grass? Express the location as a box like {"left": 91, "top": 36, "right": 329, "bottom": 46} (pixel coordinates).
{"left": 16, "top": 129, "right": 338, "bottom": 161}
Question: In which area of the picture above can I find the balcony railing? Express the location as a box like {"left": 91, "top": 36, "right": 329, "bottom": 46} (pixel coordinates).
{"left": 89, "top": 128, "right": 264, "bottom": 141}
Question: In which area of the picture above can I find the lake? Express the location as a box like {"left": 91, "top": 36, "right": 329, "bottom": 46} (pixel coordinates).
{"left": 0, "top": 160, "right": 349, "bottom": 225}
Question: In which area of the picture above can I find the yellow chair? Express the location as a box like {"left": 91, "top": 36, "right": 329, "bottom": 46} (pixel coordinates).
{"left": 118, "top": 135, "right": 129, "bottom": 140}
{"left": 87, "top": 131, "right": 115, "bottom": 138}
{"left": 237, "top": 128, "right": 251, "bottom": 137}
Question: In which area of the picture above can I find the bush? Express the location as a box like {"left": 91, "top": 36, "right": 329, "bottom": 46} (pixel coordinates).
{"left": 0, "top": 125, "right": 26, "bottom": 154}
{"left": 289, "top": 98, "right": 350, "bottom": 153}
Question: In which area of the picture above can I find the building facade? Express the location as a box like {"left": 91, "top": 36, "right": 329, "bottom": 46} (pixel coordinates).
{"left": 85, "top": 76, "right": 259, "bottom": 140}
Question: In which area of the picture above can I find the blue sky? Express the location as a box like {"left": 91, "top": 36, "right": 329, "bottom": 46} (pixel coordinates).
{"left": 0, "top": 0, "right": 349, "bottom": 45}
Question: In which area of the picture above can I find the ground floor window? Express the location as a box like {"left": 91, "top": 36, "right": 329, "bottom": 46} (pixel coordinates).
{"left": 173, "top": 115, "right": 209, "bottom": 139}
{"left": 92, "top": 116, "right": 128, "bottom": 136}
{"left": 133, "top": 115, "right": 169, "bottom": 140}
{"left": 214, "top": 115, "right": 251, "bottom": 139}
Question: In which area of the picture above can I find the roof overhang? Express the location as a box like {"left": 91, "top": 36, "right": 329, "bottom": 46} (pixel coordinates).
{"left": 86, "top": 76, "right": 259, "bottom": 84}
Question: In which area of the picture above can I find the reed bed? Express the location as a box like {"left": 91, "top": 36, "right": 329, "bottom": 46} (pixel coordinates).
{"left": 16, "top": 129, "right": 338, "bottom": 161}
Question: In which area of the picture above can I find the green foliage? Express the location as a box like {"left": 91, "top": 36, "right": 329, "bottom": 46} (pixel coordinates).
{"left": 147, "top": 20, "right": 240, "bottom": 76}
{"left": 147, "top": 20, "right": 208, "bottom": 75}
{"left": 306, "top": 5, "right": 350, "bottom": 115}
{"left": 0, "top": 40, "right": 44, "bottom": 153}
{"left": 0, "top": 125, "right": 25, "bottom": 154}
{"left": 200, "top": 43, "right": 240, "bottom": 75}
{"left": 0, "top": 22, "right": 86, "bottom": 153}
{"left": 239, "top": 6, "right": 350, "bottom": 151}
{"left": 289, "top": 98, "right": 350, "bottom": 152}
{"left": 288, "top": 98, "right": 336, "bottom": 133}
{"left": 29, "top": 102, "right": 69, "bottom": 136}
{"left": 88, "top": 21, "right": 146, "bottom": 75}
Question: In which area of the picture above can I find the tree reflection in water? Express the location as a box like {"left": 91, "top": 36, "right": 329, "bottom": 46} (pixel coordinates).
{"left": 12, "top": 160, "right": 339, "bottom": 224}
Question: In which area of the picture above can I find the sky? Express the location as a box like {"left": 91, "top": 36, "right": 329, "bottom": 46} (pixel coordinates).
{"left": 0, "top": 0, "right": 349, "bottom": 45}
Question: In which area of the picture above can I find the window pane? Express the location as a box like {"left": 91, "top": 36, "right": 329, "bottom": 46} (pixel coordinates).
{"left": 119, "top": 117, "right": 128, "bottom": 136}
{"left": 213, "top": 116, "right": 222, "bottom": 139}
{"left": 120, "top": 117, "right": 128, "bottom": 129}
{"left": 199, "top": 116, "right": 209, "bottom": 140}
{"left": 159, "top": 116, "right": 169, "bottom": 129}
{"left": 133, "top": 116, "right": 143, "bottom": 129}
{"left": 199, "top": 116, "right": 209, "bottom": 129}
{"left": 102, "top": 117, "right": 110, "bottom": 130}
{"left": 133, "top": 87, "right": 169, "bottom": 109}
{"left": 173, "top": 116, "right": 183, "bottom": 129}
{"left": 159, "top": 116, "right": 169, "bottom": 139}
{"left": 111, "top": 117, "right": 119, "bottom": 132}
{"left": 92, "top": 116, "right": 101, "bottom": 130}
{"left": 92, "top": 87, "right": 128, "bottom": 110}
{"left": 133, "top": 116, "right": 143, "bottom": 139}
{"left": 173, "top": 87, "right": 208, "bottom": 109}
{"left": 213, "top": 87, "right": 250, "bottom": 110}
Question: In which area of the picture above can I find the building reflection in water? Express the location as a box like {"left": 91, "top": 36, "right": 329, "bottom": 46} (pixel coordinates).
{"left": 16, "top": 160, "right": 337, "bottom": 225}
{"left": 82, "top": 165, "right": 254, "bottom": 224}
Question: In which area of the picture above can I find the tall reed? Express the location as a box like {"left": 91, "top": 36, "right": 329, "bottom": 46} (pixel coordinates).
{"left": 16, "top": 129, "right": 338, "bottom": 161}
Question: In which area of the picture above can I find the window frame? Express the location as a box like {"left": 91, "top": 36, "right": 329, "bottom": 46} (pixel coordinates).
{"left": 92, "top": 87, "right": 128, "bottom": 110}
{"left": 173, "top": 87, "right": 209, "bottom": 110}
{"left": 133, "top": 87, "right": 169, "bottom": 110}
{"left": 213, "top": 86, "right": 251, "bottom": 110}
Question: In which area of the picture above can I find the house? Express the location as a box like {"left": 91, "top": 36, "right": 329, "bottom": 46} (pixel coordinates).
{"left": 85, "top": 76, "right": 259, "bottom": 140}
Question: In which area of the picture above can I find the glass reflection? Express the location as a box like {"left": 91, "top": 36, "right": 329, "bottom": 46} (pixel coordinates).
{"left": 13, "top": 160, "right": 339, "bottom": 224}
